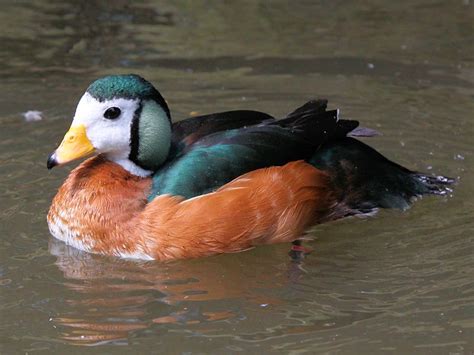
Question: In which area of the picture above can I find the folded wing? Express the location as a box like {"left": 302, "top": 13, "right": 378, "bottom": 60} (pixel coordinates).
{"left": 150, "top": 100, "right": 358, "bottom": 200}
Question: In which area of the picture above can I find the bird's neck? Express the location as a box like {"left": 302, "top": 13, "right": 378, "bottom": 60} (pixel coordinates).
{"left": 106, "top": 153, "right": 154, "bottom": 177}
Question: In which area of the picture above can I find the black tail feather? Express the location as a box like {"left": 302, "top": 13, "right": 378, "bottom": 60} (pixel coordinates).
{"left": 310, "top": 137, "right": 454, "bottom": 211}
{"left": 412, "top": 173, "right": 455, "bottom": 196}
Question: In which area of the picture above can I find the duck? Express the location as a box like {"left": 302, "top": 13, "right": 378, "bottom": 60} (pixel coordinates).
{"left": 46, "top": 74, "right": 453, "bottom": 261}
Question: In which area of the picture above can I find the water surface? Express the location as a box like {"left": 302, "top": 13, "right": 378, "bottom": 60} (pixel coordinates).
{"left": 1, "top": 1, "right": 473, "bottom": 353}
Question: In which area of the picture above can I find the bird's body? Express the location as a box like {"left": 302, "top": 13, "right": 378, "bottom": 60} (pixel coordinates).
{"left": 48, "top": 157, "right": 335, "bottom": 260}
{"left": 47, "top": 74, "right": 453, "bottom": 261}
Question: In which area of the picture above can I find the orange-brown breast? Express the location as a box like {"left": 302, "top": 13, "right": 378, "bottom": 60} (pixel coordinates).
{"left": 48, "top": 156, "right": 338, "bottom": 261}
{"left": 47, "top": 156, "right": 153, "bottom": 258}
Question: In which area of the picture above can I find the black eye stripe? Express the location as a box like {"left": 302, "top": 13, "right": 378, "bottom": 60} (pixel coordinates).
{"left": 104, "top": 107, "right": 121, "bottom": 119}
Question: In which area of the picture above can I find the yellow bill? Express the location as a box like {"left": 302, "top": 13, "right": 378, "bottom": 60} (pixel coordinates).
{"left": 47, "top": 124, "right": 95, "bottom": 169}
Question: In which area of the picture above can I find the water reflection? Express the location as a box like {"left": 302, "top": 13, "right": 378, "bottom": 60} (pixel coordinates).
{"left": 47, "top": 237, "right": 392, "bottom": 347}
{"left": 48, "top": 238, "right": 295, "bottom": 345}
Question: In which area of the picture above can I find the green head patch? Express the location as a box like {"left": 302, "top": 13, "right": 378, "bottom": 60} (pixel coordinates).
{"left": 87, "top": 74, "right": 170, "bottom": 119}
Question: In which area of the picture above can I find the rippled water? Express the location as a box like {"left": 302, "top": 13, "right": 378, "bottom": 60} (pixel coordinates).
{"left": 1, "top": 1, "right": 473, "bottom": 353}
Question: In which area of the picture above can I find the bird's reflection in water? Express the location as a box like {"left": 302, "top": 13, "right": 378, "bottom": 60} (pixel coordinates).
{"left": 49, "top": 238, "right": 302, "bottom": 346}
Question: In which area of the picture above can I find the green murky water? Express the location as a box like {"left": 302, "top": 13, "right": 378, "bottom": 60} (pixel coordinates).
{"left": 1, "top": 1, "right": 473, "bottom": 353}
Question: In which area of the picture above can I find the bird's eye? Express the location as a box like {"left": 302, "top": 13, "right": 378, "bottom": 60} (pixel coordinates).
{"left": 103, "top": 107, "right": 121, "bottom": 120}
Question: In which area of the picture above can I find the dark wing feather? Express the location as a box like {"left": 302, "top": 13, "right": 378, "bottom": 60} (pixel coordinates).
{"left": 150, "top": 101, "right": 358, "bottom": 200}
{"left": 170, "top": 110, "right": 274, "bottom": 157}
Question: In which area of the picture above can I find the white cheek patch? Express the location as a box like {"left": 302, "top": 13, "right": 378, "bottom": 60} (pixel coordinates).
{"left": 70, "top": 92, "right": 152, "bottom": 177}
{"left": 72, "top": 92, "right": 139, "bottom": 158}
